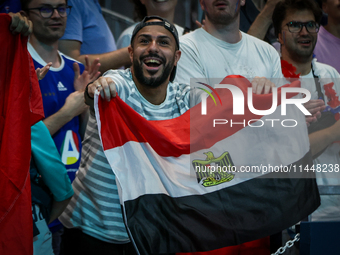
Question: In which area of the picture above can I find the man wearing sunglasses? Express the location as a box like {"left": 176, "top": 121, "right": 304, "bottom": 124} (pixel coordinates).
{"left": 20, "top": 0, "right": 100, "bottom": 254}
{"left": 273, "top": 0, "right": 340, "bottom": 223}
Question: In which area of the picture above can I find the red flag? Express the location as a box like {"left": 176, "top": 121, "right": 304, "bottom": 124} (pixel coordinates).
{"left": 0, "top": 14, "right": 44, "bottom": 255}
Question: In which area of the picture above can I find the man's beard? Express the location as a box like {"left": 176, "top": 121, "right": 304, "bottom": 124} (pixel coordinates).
{"left": 287, "top": 38, "right": 316, "bottom": 63}
{"left": 33, "top": 27, "right": 65, "bottom": 45}
{"left": 292, "top": 48, "right": 314, "bottom": 63}
{"left": 133, "top": 53, "right": 175, "bottom": 88}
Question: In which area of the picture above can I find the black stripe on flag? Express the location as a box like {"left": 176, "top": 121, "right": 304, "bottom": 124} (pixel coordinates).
{"left": 123, "top": 151, "right": 320, "bottom": 255}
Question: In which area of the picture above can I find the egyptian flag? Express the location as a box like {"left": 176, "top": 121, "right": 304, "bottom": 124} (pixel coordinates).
{"left": 0, "top": 14, "right": 44, "bottom": 255}
{"left": 95, "top": 76, "right": 320, "bottom": 255}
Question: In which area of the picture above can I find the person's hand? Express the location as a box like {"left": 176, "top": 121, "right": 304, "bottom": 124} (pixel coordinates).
{"left": 88, "top": 77, "right": 116, "bottom": 101}
{"left": 84, "top": 55, "right": 101, "bottom": 82}
{"left": 251, "top": 77, "right": 275, "bottom": 94}
{"left": 304, "top": 99, "right": 326, "bottom": 126}
{"left": 8, "top": 12, "right": 32, "bottom": 36}
{"left": 35, "top": 62, "right": 52, "bottom": 80}
{"left": 73, "top": 57, "right": 101, "bottom": 91}
{"left": 61, "top": 91, "right": 88, "bottom": 118}
{"left": 195, "top": 19, "right": 206, "bottom": 29}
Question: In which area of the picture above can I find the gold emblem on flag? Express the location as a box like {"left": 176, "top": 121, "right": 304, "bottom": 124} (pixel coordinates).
{"left": 192, "top": 152, "right": 235, "bottom": 187}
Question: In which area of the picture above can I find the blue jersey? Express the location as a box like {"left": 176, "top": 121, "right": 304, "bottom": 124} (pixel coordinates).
{"left": 28, "top": 43, "right": 84, "bottom": 183}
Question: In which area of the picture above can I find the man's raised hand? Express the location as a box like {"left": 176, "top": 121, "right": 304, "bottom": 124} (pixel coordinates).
{"left": 73, "top": 57, "right": 100, "bottom": 91}
{"left": 36, "top": 62, "right": 52, "bottom": 80}
{"left": 84, "top": 55, "right": 101, "bottom": 82}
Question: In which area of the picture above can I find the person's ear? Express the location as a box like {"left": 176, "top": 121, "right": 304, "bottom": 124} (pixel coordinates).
{"left": 128, "top": 45, "right": 134, "bottom": 64}
{"left": 199, "top": 0, "right": 206, "bottom": 12}
{"left": 173, "top": 50, "right": 181, "bottom": 67}
{"left": 278, "top": 31, "right": 284, "bottom": 45}
{"left": 322, "top": 1, "right": 328, "bottom": 14}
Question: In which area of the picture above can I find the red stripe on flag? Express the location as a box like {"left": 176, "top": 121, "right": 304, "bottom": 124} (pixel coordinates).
{"left": 98, "top": 77, "right": 300, "bottom": 157}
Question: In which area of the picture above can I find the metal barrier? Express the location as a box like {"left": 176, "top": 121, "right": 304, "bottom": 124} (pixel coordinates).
{"left": 100, "top": 0, "right": 204, "bottom": 40}
{"left": 318, "top": 185, "right": 340, "bottom": 195}
{"left": 101, "top": 7, "right": 134, "bottom": 43}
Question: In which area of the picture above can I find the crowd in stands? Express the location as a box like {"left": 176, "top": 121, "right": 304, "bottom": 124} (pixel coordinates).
{"left": 0, "top": 0, "right": 339, "bottom": 255}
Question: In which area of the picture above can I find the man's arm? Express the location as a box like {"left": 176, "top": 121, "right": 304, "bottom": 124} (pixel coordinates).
{"left": 59, "top": 40, "right": 131, "bottom": 73}
{"left": 31, "top": 121, "right": 74, "bottom": 222}
{"left": 309, "top": 120, "right": 340, "bottom": 156}
{"left": 247, "top": 0, "right": 282, "bottom": 40}
{"left": 49, "top": 198, "right": 72, "bottom": 224}
{"left": 44, "top": 60, "right": 99, "bottom": 136}
{"left": 43, "top": 90, "right": 88, "bottom": 136}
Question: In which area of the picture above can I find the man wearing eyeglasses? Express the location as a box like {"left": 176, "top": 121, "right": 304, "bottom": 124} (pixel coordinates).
{"left": 273, "top": 0, "right": 340, "bottom": 223}
{"left": 19, "top": 0, "right": 100, "bottom": 254}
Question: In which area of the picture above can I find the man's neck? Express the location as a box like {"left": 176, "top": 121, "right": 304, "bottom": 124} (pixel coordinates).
{"left": 132, "top": 75, "right": 168, "bottom": 105}
{"left": 324, "top": 18, "right": 340, "bottom": 39}
{"left": 281, "top": 50, "right": 312, "bottom": 76}
{"left": 29, "top": 35, "right": 61, "bottom": 68}
{"left": 203, "top": 17, "right": 242, "bottom": 43}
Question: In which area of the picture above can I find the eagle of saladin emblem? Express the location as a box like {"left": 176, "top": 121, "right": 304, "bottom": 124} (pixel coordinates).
{"left": 192, "top": 152, "right": 235, "bottom": 187}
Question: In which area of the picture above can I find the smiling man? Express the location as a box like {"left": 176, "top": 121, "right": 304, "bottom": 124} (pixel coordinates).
{"left": 274, "top": 0, "right": 320, "bottom": 75}
{"left": 273, "top": 0, "right": 340, "bottom": 223}
{"left": 59, "top": 16, "right": 201, "bottom": 255}
{"left": 128, "top": 16, "right": 180, "bottom": 93}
